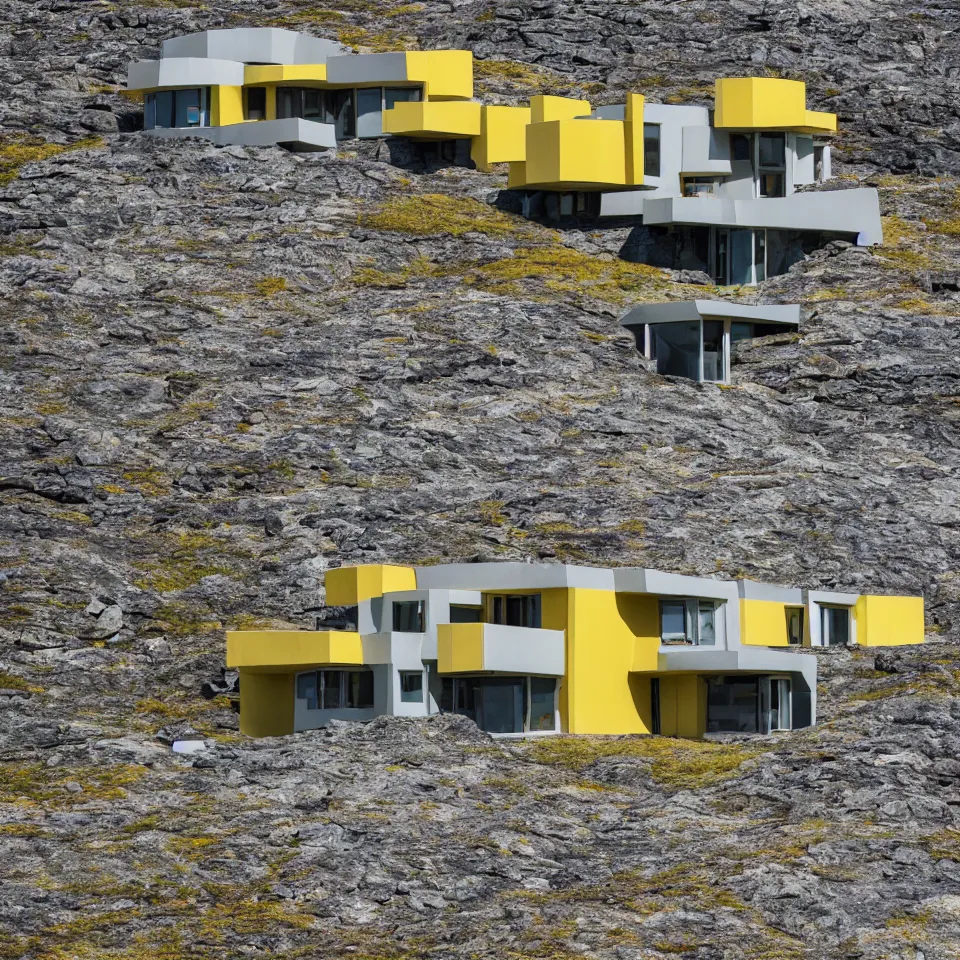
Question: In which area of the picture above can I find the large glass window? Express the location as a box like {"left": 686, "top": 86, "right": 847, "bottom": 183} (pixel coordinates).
{"left": 385, "top": 86, "right": 422, "bottom": 109}
{"left": 303, "top": 89, "right": 324, "bottom": 119}
{"left": 450, "top": 604, "right": 482, "bottom": 623}
{"left": 643, "top": 123, "right": 661, "bottom": 177}
{"left": 145, "top": 88, "right": 208, "bottom": 129}
{"left": 758, "top": 133, "right": 786, "bottom": 198}
{"left": 730, "top": 321, "right": 754, "bottom": 344}
{"left": 331, "top": 89, "right": 355, "bottom": 139}
{"left": 653, "top": 321, "right": 701, "bottom": 380}
{"left": 701, "top": 320, "right": 724, "bottom": 382}
{"left": 820, "top": 606, "right": 850, "bottom": 646}
{"left": 489, "top": 594, "right": 541, "bottom": 628}
{"left": 296, "top": 671, "right": 318, "bottom": 710}
{"left": 529, "top": 678, "right": 556, "bottom": 731}
{"left": 660, "top": 599, "right": 719, "bottom": 645}
{"left": 175, "top": 88, "right": 202, "bottom": 128}
{"left": 707, "top": 677, "right": 759, "bottom": 733}
{"left": 346, "top": 670, "right": 374, "bottom": 708}
{"left": 440, "top": 676, "right": 555, "bottom": 734}
{"left": 770, "top": 678, "right": 791, "bottom": 730}
{"left": 277, "top": 87, "right": 335, "bottom": 124}
{"left": 730, "top": 228, "right": 754, "bottom": 285}
{"left": 276, "top": 87, "right": 300, "bottom": 120}
{"left": 322, "top": 669, "right": 343, "bottom": 709}
{"left": 393, "top": 600, "right": 425, "bottom": 633}
{"left": 357, "top": 86, "right": 383, "bottom": 138}
{"left": 297, "top": 669, "right": 374, "bottom": 710}
{"left": 400, "top": 670, "right": 423, "bottom": 703}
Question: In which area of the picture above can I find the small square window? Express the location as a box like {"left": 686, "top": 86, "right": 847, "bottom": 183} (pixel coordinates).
{"left": 393, "top": 600, "right": 425, "bottom": 633}
{"left": 786, "top": 608, "right": 804, "bottom": 645}
{"left": 400, "top": 671, "right": 423, "bottom": 703}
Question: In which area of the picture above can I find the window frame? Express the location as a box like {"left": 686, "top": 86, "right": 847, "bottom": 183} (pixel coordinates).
{"left": 487, "top": 593, "right": 542, "bottom": 629}
{"left": 399, "top": 670, "right": 424, "bottom": 703}
{"left": 145, "top": 88, "right": 208, "bottom": 130}
{"left": 295, "top": 668, "right": 375, "bottom": 710}
{"left": 769, "top": 677, "right": 791, "bottom": 731}
{"left": 392, "top": 599, "right": 425, "bottom": 633}
{"left": 245, "top": 86, "right": 267, "bottom": 121}
{"left": 659, "top": 598, "right": 721, "bottom": 646}
{"left": 785, "top": 606, "right": 805, "bottom": 645}
{"left": 757, "top": 133, "right": 786, "bottom": 198}
{"left": 440, "top": 675, "right": 556, "bottom": 733}
{"left": 643, "top": 122, "right": 661, "bottom": 178}
{"left": 820, "top": 604, "right": 851, "bottom": 647}
{"left": 682, "top": 176, "right": 719, "bottom": 198}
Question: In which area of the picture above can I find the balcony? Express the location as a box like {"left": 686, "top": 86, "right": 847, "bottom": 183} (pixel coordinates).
{"left": 382, "top": 100, "right": 481, "bottom": 139}
{"left": 509, "top": 118, "right": 635, "bottom": 192}
{"left": 437, "top": 622, "right": 565, "bottom": 676}
{"left": 641, "top": 189, "right": 882, "bottom": 245}
{"left": 226, "top": 630, "right": 363, "bottom": 673}
{"left": 145, "top": 117, "right": 338, "bottom": 152}
{"left": 713, "top": 78, "right": 837, "bottom": 135}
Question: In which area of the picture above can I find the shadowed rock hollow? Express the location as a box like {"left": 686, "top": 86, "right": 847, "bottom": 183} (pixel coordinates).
{"left": 1, "top": 1, "right": 960, "bottom": 957}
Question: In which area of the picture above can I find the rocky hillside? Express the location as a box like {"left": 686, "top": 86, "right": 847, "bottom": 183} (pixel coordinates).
{"left": 2, "top": 0, "right": 960, "bottom": 957}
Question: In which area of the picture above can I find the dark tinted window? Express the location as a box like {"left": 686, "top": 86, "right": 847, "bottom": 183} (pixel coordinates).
{"left": 643, "top": 123, "right": 661, "bottom": 177}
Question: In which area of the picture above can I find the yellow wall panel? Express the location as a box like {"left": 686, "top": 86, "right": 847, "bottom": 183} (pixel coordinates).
{"left": 740, "top": 599, "right": 791, "bottom": 647}
{"left": 227, "top": 630, "right": 363, "bottom": 671}
{"left": 244, "top": 64, "right": 327, "bottom": 85}
{"left": 530, "top": 95, "right": 592, "bottom": 124}
{"left": 324, "top": 564, "right": 417, "bottom": 606}
{"left": 855, "top": 595, "right": 925, "bottom": 647}
{"left": 714, "top": 77, "right": 837, "bottom": 133}
{"left": 472, "top": 105, "right": 532, "bottom": 169}
{"left": 522, "top": 119, "right": 627, "bottom": 190}
{"left": 406, "top": 50, "right": 474, "bottom": 100}
{"left": 657, "top": 675, "right": 705, "bottom": 738}
{"left": 624, "top": 92, "right": 644, "bottom": 185}
{"left": 239, "top": 672, "right": 294, "bottom": 737}
{"left": 565, "top": 588, "right": 654, "bottom": 735}
{"left": 437, "top": 622, "right": 484, "bottom": 673}
{"left": 211, "top": 85, "right": 244, "bottom": 127}
{"left": 383, "top": 100, "right": 481, "bottom": 138}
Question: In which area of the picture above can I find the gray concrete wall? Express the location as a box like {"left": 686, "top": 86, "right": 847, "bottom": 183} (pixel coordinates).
{"left": 143, "top": 117, "right": 337, "bottom": 152}
{"left": 128, "top": 58, "right": 244, "bottom": 90}
{"left": 161, "top": 28, "right": 346, "bottom": 65}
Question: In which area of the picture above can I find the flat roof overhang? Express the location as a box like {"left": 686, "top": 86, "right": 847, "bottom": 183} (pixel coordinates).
{"left": 621, "top": 299, "right": 801, "bottom": 330}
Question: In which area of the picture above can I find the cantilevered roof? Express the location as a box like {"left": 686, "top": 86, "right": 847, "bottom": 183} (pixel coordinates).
{"left": 620, "top": 300, "right": 800, "bottom": 329}
{"left": 160, "top": 28, "right": 346, "bottom": 65}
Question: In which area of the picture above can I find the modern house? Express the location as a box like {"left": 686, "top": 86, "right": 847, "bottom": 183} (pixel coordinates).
{"left": 226, "top": 562, "right": 924, "bottom": 739}
{"left": 126, "top": 28, "right": 881, "bottom": 284}
{"left": 126, "top": 27, "right": 474, "bottom": 152}
{"left": 621, "top": 300, "right": 801, "bottom": 383}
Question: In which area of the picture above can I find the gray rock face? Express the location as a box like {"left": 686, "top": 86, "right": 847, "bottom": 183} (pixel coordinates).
{"left": 1, "top": 0, "right": 960, "bottom": 957}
